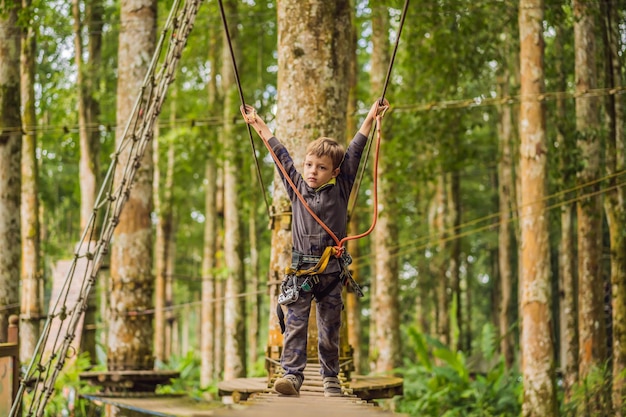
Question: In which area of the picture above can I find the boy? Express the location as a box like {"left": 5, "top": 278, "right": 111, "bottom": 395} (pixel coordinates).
{"left": 241, "top": 98, "right": 388, "bottom": 397}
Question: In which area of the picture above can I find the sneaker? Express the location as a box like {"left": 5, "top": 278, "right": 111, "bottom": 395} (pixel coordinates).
{"left": 323, "top": 376, "right": 343, "bottom": 397}
{"left": 274, "top": 374, "right": 301, "bottom": 396}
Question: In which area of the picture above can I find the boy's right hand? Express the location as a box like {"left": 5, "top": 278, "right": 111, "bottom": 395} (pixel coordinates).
{"left": 240, "top": 104, "right": 257, "bottom": 124}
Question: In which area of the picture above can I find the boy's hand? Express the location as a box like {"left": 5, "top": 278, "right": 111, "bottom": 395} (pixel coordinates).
{"left": 373, "top": 98, "right": 390, "bottom": 118}
{"left": 240, "top": 104, "right": 257, "bottom": 124}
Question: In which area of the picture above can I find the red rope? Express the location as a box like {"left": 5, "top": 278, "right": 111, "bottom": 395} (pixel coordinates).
{"left": 339, "top": 113, "right": 385, "bottom": 248}
{"left": 252, "top": 111, "right": 387, "bottom": 257}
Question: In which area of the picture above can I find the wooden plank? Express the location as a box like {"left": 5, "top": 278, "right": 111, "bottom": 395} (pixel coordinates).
{"left": 82, "top": 394, "right": 221, "bottom": 417}
{"left": 218, "top": 373, "right": 403, "bottom": 401}
{"left": 212, "top": 391, "right": 406, "bottom": 417}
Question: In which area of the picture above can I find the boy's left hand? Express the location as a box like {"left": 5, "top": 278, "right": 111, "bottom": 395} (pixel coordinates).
{"left": 375, "top": 98, "right": 390, "bottom": 117}
{"left": 240, "top": 104, "right": 257, "bottom": 124}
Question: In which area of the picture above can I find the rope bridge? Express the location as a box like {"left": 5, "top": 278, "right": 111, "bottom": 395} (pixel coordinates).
{"left": 9, "top": 0, "right": 203, "bottom": 415}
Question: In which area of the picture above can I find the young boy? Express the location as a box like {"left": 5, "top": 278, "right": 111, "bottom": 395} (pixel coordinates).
{"left": 241, "top": 98, "right": 389, "bottom": 397}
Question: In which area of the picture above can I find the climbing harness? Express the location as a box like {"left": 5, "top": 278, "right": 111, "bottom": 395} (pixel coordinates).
{"left": 278, "top": 246, "right": 362, "bottom": 306}
{"left": 276, "top": 247, "right": 360, "bottom": 334}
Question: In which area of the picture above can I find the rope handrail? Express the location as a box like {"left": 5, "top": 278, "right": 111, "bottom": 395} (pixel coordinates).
{"left": 10, "top": 1, "right": 202, "bottom": 415}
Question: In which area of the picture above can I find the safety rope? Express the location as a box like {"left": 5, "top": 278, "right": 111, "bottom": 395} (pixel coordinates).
{"left": 9, "top": 1, "right": 201, "bottom": 415}
{"left": 217, "top": 0, "right": 271, "bottom": 218}
{"left": 220, "top": 0, "right": 409, "bottom": 257}
{"left": 349, "top": 0, "right": 410, "bottom": 218}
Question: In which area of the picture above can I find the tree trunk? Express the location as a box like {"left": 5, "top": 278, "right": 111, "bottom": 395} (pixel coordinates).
{"left": 248, "top": 161, "right": 261, "bottom": 370}
{"left": 269, "top": 0, "right": 351, "bottom": 371}
{"left": 600, "top": 0, "right": 626, "bottom": 414}
{"left": 73, "top": 0, "right": 102, "bottom": 232}
{"left": 369, "top": 0, "right": 400, "bottom": 373}
{"left": 108, "top": 0, "right": 156, "bottom": 372}
{"left": 72, "top": 0, "right": 103, "bottom": 366}
{"left": 214, "top": 168, "right": 225, "bottom": 378}
{"left": 154, "top": 98, "right": 176, "bottom": 364}
{"left": 497, "top": 72, "right": 515, "bottom": 368}
{"left": 20, "top": 0, "right": 41, "bottom": 363}
{"left": 433, "top": 174, "right": 450, "bottom": 348}
{"left": 518, "top": 1, "right": 558, "bottom": 415}
{"left": 573, "top": 0, "right": 607, "bottom": 391}
{"left": 201, "top": 158, "right": 218, "bottom": 386}
{"left": 0, "top": 0, "right": 21, "bottom": 343}
{"left": 554, "top": 12, "right": 578, "bottom": 403}
{"left": 345, "top": 0, "right": 361, "bottom": 374}
{"left": 449, "top": 169, "right": 462, "bottom": 352}
{"left": 201, "top": 22, "right": 221, "bottom": 386}
{"left": 221, "top": 0, "right": 246, "bottom": 380}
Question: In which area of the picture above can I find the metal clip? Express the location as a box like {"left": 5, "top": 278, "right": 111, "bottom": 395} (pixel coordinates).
{"left": 278, "top": 274, "right": 299, "bottom": 305}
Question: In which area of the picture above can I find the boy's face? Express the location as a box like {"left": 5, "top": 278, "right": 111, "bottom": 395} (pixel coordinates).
{"left": 303, "top": 153, "right": 339, "bottom": 188}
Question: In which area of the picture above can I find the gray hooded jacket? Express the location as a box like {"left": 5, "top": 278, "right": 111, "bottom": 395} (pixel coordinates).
{"left": 267, "top": 133, "right": 368, "bottom": 274}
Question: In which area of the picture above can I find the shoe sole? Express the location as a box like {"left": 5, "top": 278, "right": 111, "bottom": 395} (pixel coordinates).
{"left": 274, "top": 379, "right": 299, "bottom": 396}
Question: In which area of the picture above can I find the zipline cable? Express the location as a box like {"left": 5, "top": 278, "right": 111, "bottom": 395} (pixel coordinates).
{"left": 217, "top": 0, "right": 271, "bottom": 218}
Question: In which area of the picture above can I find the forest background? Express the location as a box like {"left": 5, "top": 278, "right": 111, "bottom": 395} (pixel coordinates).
{"left": 0, "top": 0, "right": 625, "bottom": 416}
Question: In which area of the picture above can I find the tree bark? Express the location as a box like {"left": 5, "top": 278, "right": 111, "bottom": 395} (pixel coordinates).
{"left": 248, "top": 161, "right": 261, "bottom": 370}
{"left": 20, "top": 0, "right": 41, "bottom": 363}
{"left": 369, "top": 0, "right": 401, "bottom": 373}
{"left": 269, "top": 0, "right": 351, "bottom": 371}
{"left": 201, "top": 22, "right": 221, "bottom": 387}
{"left": 221, "top": 0, "right": 246, "bottom": 380}
{"left": 497, "top": 72, "right": 515, "bottom": 368}
{"left": 573, "top": 0, "right": 607, "bottom": 390}
{"left": 449, "top": 169, "right": 462, "bottom": 352}
{"left": 154, "top": 98, "right": 176, "bottom": 364}
{"left": 554, "top": 11, "right": 578, "bottom": 404}
{"left": 433, "top": 174, "right": 450, "bottom": 348}
{"left": 518, "top": 1, "right": 558, "bottom": 415}
{"left": 73, "top": 0, "right": 102, "bottom": 232}
{"left": 600, "top": 0, "right": 626, "bottom": 413}
{"left": 0, "top": 0, "right": 22, "bottom": 343}
{"left": 345, "top": 0, "right": 361, "bottom": 374}
{"left": 214, "top": 168, "right": 225, "bottom": 378}
{"left": 72, "top": 0, "right": 103, "bottom": 366}
{"left": 108, "top": 0, "right": 156, "bottom": 372}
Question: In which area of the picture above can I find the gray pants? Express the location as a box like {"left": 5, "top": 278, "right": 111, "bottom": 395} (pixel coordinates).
{"left": 281, "top": 273, "right": 343, "bottom": 382}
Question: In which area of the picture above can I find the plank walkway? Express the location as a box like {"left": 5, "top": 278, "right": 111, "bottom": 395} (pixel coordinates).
{"left": 83, "top": 363, "right": 404, "bottom": 416}
{"left": 213, "top": 364, "right": 405, "bottom": 417}
{"left": 212, "top": 391, "right": 403, "bottom": 417}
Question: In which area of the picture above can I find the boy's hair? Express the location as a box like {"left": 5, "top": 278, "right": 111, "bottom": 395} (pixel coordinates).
{"left": 306, "top": 137, "right": 345, "bottom": 170}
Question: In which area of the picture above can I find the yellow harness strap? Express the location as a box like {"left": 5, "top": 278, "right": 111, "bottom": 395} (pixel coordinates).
{"left": 285, "top": 246, "right": 338, "bottom": 276}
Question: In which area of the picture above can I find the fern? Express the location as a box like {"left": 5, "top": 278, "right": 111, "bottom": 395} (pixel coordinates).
{"left": 398, "top": 325, "right": 522, "bottom": 417}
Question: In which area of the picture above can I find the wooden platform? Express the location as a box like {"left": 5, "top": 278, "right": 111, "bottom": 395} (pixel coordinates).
{"left": 218, "top": 364, "right": 403, "bottom": 402}
{"left": 211, "top": 391, "right": 405, "bottom": 417}
{"left": 81, "top": 394, "right": 222, "bottom": 417}
{"left": 82, "top": 365, "right": 404, "bottom": 416}
{"left": 214, "top": 364, "right": 405, "bottom": 417}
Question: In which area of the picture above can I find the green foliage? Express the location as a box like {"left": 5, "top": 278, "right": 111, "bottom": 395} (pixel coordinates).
{"left": 156, "top": 351, "right": 218, "bottom": 400}
{"left": 563, "top": 363, "right": 613, "bottom": 417}
{"left": 398, "top": 327, "right": 522, "bottom": 417}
